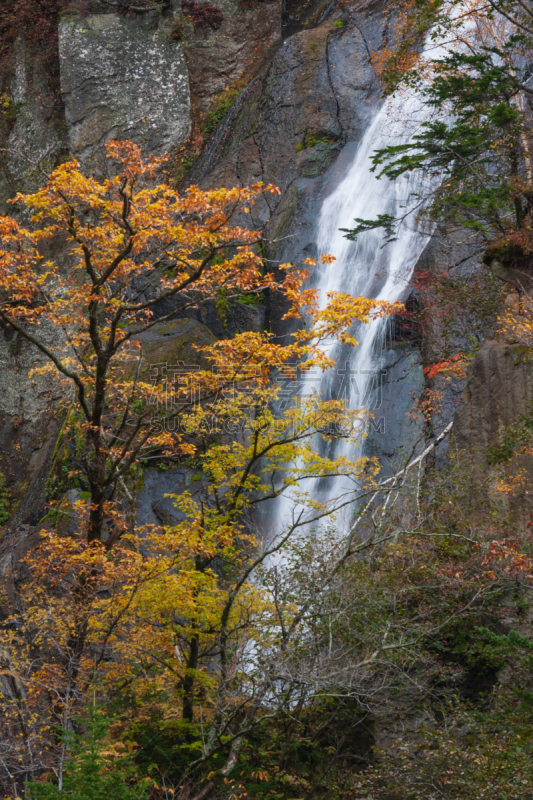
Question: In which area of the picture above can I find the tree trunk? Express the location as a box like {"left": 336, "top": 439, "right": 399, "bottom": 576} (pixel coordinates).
{"left": 182, "top": 634, "right": 199, "bottom": 723}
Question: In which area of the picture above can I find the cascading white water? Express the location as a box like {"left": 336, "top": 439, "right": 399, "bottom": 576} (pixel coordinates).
{"left": 269, "top": 5, "right": 477, "bottom": 536}
{"left": 270, "top": 95, "right": 435, "bottom": 535}
{"left": 310, "top": 93, "right": 436, "bottom": 492}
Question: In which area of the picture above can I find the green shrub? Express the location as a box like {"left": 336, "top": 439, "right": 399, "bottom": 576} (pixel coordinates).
{"left": 238, "top": 291, "right": 265, "bottom": 305}
{"left": 27, "top": 710, "right": 151, "bottom": 800}
{"left": 354, "top": 691, "right": 533, "bottom": 800}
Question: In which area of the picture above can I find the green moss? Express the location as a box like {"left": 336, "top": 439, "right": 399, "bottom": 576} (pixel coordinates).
{"left": 0, "top": 472, "right": 11, "bottom": 525}
{"left": 45, "top": 418, "right": 71, "bottom": 502}
{"left": 298, "top": 134, "right": 335, "bottom": 152}
{"left": 181, "top": 153, "right": 196, "bottom": 172}
{"left": 202, "top": 88, "right": 241, "bottom": 136}
{"left": 0, "top": 93, "right": 22, "bottom": 131}
{"left": 306, "top": 133, "right": 334, "bottom": 149}
{"left": 215, "top": 289, "right": 229, "bottom": 326}
{"left": 45, "top": 410, "right": 87, "bottom": 502}
{"left": 333, "top": 19, "right": 344, "bottom": 28}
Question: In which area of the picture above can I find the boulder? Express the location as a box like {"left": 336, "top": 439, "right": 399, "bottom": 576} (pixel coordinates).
{"left": 59, "top": 11, "right": 191, "bottom": 170}
{"left": 133, "top": 317, "right": 215, "bottom": 370}
{"left": 137, "top": 467, "right": 208, "bottom": 529}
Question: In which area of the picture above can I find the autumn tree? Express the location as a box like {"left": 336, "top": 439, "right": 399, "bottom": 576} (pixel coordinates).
{"left": 0, "top": 141, "right": 404, "bottom": 795}
{"left": 0, "top": 140, "right": 403, "bottom": 543}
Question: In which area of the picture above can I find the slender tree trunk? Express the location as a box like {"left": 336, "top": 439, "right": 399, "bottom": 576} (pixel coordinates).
{"left": 87, "top": 490, "right": 106, "bottom": 544}
{"left": 182, "top": 634, "right": 199, "bottom": 723}
{"left": 87, "top": 410, "right": 107, "bottom": 543}
{"left": 182, "top": 552, "right": 211, "bottom": 722}
{"left": 515, "top": 89, "right": 533, "bottom": 184}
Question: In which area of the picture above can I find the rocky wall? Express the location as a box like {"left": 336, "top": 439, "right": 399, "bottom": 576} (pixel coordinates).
{"left": 0, "top": 4, "right": 195, "bottom": 525}
{"left": 0, "top": 38, "right": 67, "bottom": 207}
{"left": 183, "top": 0, "right": 282, "bottom": 117}
{"left": 451, "top": 325, "right": 533, "bottom": 515}
{"left": 59, "top": 11, "right": 191, "bottom": 172}
{"left": 188, "top": 0, "right": 427, "bottom": 473}
{"left": 0, "top": 0, "right": 525, "bottom": 534}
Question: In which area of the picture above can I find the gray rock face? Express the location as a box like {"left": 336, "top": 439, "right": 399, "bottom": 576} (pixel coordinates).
{"left": 59, "top": 12, "right": 191, "bottom": 170}
{"left": 137, "top": 468, "right": 209, "bottom": 529}
{"left": 365, "top": 344, "right": 426, "bottom": 475}
{"left": 184, "top": 0, "right": 282, "bottom": 118}
{"left": 452, "top": 339, "right": 533, "bottom": 510}
{"left": 195, "top": 5, "right": 381, "bottom": 165}
{"left": 0, "top": 38, "right": 66, "bottom": 205}
{"left": 0, "top": 324, "right": 67, "bottom": 526}
{"left": 189, "top": 3, "right": 385, "bottom": 233}
{"left": 188, "top": 0, "right": 425, "bottom": 466}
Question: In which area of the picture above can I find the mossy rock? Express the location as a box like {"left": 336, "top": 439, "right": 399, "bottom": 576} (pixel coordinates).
{"left": 132, "top": 318, "right": 215, "bottom": 378}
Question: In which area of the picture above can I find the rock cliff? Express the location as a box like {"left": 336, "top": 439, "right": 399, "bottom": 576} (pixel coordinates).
{"left": 0, "top": 0, "right": 526, "bottom": 537}
{"left": 59, "top": 11, "right": 191, "bottom": 171}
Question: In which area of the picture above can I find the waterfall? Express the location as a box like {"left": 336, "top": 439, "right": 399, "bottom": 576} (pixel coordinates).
{"left": 268, "top": 96, "right": 435, "bottom": 537}
{"left": 309, "top": 92, "right": 435, "bottom": 496}
{"left": 268, "top": 7, "right": 477, "bottom": 538}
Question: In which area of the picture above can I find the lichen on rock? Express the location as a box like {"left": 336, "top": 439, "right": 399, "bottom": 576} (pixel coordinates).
{"left": 58, "top": 10, "right": 191, "bottom": 170}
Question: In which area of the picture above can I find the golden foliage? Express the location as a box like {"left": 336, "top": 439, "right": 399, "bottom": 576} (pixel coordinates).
{"left": 0, "top": 140, "right": 401, "bottom": 790}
